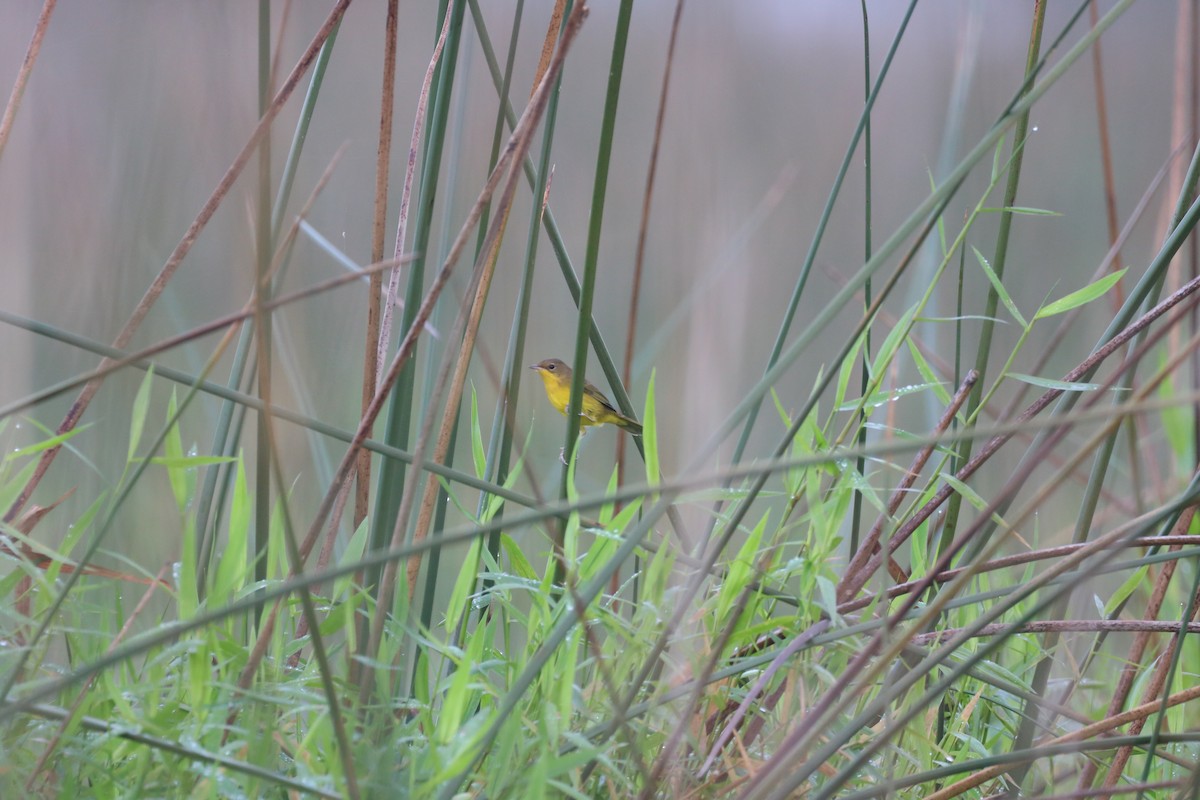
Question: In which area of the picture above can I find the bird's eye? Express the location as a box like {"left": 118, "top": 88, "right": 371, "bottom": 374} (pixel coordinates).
{"left": 546, "top": 363, "right": 555, "bottom": 370}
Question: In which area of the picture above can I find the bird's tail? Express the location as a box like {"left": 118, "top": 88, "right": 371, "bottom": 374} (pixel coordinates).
{"left": 617, "top": 415, "right": 643, "bottom": 436}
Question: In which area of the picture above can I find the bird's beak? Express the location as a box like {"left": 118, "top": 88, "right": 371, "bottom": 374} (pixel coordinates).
{"left": 529, "top": 364, "right": 539, "bottom": 371}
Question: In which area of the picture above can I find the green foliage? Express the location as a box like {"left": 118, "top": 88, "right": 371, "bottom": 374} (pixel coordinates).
{"left": 1034, "top": 268, "right": 1128, "bottom": 320}
{"left": 974, "top": 246, "right": 1028, "bottom": 328}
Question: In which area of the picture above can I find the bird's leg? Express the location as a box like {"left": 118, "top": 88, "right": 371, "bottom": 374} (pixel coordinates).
{"left": 559, "top": 428, "right": 588, "bottom": 465}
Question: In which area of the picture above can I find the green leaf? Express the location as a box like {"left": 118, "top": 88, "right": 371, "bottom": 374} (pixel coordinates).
{"left": 942, "top": 475, "right": 1017, "bottom": 538}
{"left": 597, "top": 466, "right": 620, "bottom": 528}
{"left": 434, "top": 611, "right": 484, "bottom": 747}
{"left": 1034, "top": 268, "right": 1127, "bottom": 320}
{"left": 870, "top": 303, "right": 918, "bottom": 378}
{"left": 991, "top": 134, "right": 1006, "bottom": 183}
{"left": 714, "top": 510, "right": 769, "bottom": 630}
{"left": 814, "top": 575, "right": 840, "bottom": 622}
{"left": 1159, "top": 366, "right": 1192, "bottom": 460}
{"left": 679, "top": 486, "right": 752, "bottom": 504}
{"left": 146, "top": 455, "right": 236, "bottom": 468}
{"left": 0, "top": 458, "right": 37, "bottom": 519}
{"left": 1007, "top": 373, "right": 1104, "bottom": 392}
{"left": 927, "top": 168, "right": 949, "bottom": 258}
{"left": 980, "top": 206, "right": 1061, "bottom": 216}
{"left": 470, "top": 383, "right": 486, "bottom": 479}
{"left": 834, "top": 331, "right": 866, "bottom": 411}
{"left": 1104, "top": 565, "right": 1146, "bottom": 616}
{"left": 436, "top": 475, "right": 476, "bottom": 525}
{"left": 0, "top": 566, "right": 30, "bottom": 601}
{"left": 973, "top": 246, "right": 1027, "bottom": 328}
{"left": 60, "top": 492, "right": 105, "bottom": 560}
{"left": 211, "top": 457, "right": 250, "bottom": 606}
{"left": 8, "top": 425, "right": 90, "bottom": 459}
{"left": 906, "top": 341, "right": 952, "bottom": 406}
{"left": 942, "top": 474, "right": 988, "bottom": 510}
{"left": 838, "top": 459, "right": 887, "bottom": 515}
{"left": 127, "top": 365, "right": 155, "bottom": 462}
{"left": 770, "top": 387, "right": 792, "bottom": 429}
{"left": 162, "top": 390, "right": 191, "bottom": 512}
{"left": 837, "top": 381, "right": 943, "bottom": 412}
{"left": 500, "top": 533, "right": 538, "bottom": 582}
{"left": 644, "top": 368, "right": 659, "bottom": 487}
{"left": 914, "top": 314, "right": 1005, "bottom": 324}
{"left": 444, "top": 536, "right": 483, "bottom": 635}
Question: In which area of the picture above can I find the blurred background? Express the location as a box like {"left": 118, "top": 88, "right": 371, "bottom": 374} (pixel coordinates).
{"left": 0, "top": 1, "right": 1187, "bottom": 564}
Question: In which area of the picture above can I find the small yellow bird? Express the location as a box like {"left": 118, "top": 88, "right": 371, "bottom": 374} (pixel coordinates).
{"left": 530, "top": 358, "right": 642, "bottom": 436}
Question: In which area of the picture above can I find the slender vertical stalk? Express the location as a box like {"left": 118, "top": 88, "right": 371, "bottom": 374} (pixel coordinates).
{"left": 849, "top": 0, "right": 873, "bottom": 556}
{"left": 0, "top": 0, "right": 56, "bottom": 164}
{"left": 356, "top": 0, "right": 398, "bottom": 526}
{"left": 253, "top": 0, "right": 274, "bottom": 599}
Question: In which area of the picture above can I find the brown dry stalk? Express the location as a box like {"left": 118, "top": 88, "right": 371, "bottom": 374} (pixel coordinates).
{"left": 376, "top": 9, "right": 452, "bottom": 384}
{"left": 1088, "top": 0, "right": 1124, "bottom": 309}
{"left": 347, "top": 12, "right": 453, "bottom": 660}
{"left": 535, "top": 1, "right": 566, "bottom": 80}
{"left": 924, "top": 682, "right": 1200, "bottom": 800}
{"left": 908, "top": 618, "right": 1200, "bottom": 647}
{"left": 838, "top": 369, "right": 979, "bottom": 602}
{"left": 0, "top": 0, "right": 56, "bottom": 163}
{"left": 643, "top": 539, "right": 782, "bottom": 796}
{"left": 1043, "top": 782, "right": 1187, "bottom": 800}
{"left": 1076, "top": 506, "right": 1195, "bottom": 792}
{"left": 838, "top": 534, "right": 1200, "bottom": 614}
{"left": 356, "top": 0, "right": 399, "bottom": 527}
{"left": 849, "top": 266, "right": 1200, "bottom": 596}
{"left": 10, "top": 489, "right": 76, "bottom": 642}
{"left": 1100, "top": 566, "right": 1200, "bottom": 788}
{"left": 749, "top": 321, "right": 1200, "bottom": 796}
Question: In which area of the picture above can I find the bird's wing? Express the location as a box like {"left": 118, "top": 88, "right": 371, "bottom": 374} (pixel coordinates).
{"left": 584, "top": 381, "right": 617, "bottom": 411}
